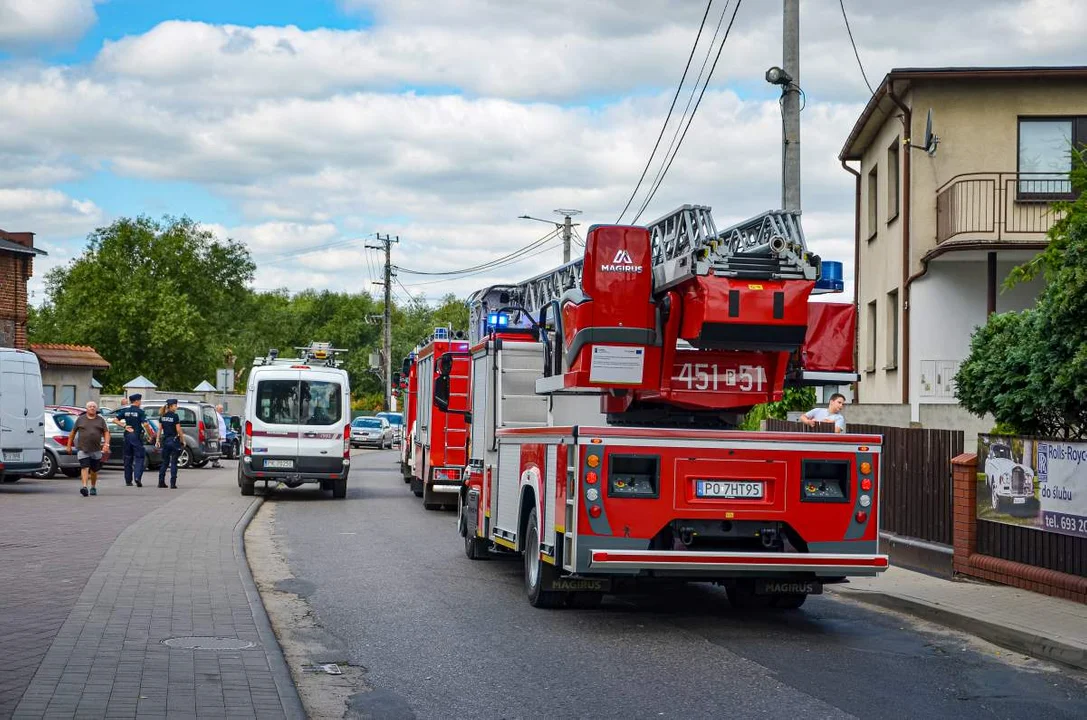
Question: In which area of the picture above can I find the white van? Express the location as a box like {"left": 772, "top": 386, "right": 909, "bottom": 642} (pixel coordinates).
{"left": 238, "top": 344, "right": 352, "bottom": 498}
{"left": 1, "top": 348, "right": 45, "bottom": 481}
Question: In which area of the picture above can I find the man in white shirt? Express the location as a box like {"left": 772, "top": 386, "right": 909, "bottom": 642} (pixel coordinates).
{"left": 212, "top": 404, "right": 228, "bottom": 467}
{"left": 801, "top": 393, "right": 847, "bottom": 433}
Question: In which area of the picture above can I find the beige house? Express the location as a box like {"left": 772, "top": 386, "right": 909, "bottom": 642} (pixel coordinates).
{"left": 839, "top": 66, "right": 1087, "bottom": 436}
{"left": 31, "top": 344, "right": 110, "bottom": 407}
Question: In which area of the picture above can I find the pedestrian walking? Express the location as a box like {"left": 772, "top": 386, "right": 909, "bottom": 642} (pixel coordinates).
{"left": 800, "top": 393, "right": 847, "bottom": 433}
{"left": 66, "top": 401, "right": 110, "bottom": 496}
{"left": 212, "top": 404, "right": 228, "bottom": 468}
{"left": 155, "top": 399, "right": 186, "bottom": 489}
{"left": 113, "top": 393, "right": 154, "bottom": 486}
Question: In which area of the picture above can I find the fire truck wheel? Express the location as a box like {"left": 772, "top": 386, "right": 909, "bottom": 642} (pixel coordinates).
{"left": 771, "top": 593, "right": 807, "bottom": 610}
{"left": 411, "top": 476, "right": 424, "bottom": 497}
{"left": 460, "top": 502, "right": 490, "bottom": 560}
{"left": 725, "top": 583, "right": 772, "bottom": 610}
{"left": 524, "top": 508, "right": 565, "bottom": 608}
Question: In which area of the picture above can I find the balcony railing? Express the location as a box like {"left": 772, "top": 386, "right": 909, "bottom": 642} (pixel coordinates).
{"left": 935, "top": 172, "right": 1070, "bottom": 244}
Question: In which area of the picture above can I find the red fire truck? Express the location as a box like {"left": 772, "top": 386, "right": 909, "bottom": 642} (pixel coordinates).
{"left": 435, "top": 205, "right": 888, "bottom": 609}
{"left": 402, "top": 329, "right": 472, "bottom": 510}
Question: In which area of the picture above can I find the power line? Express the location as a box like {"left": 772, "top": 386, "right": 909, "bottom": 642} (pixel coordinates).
{"left": 615, "top": 0, "right": 715, "bottom": 224}
{"left": 400, "top": 235, "right": 563, "bottom": 288}
{"left": 631, "top": 0, "right": 744, "bottom": 223}
{"left": 629, "top": 0, "right": 734, "bottom": 224}
{"left": 396, "top": 227, "right": 561, "bottom": 277}
{"left": 839, "top": 0, "right": 874, "bottom": 95}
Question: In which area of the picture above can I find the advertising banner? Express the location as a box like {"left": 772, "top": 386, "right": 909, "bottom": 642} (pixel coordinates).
{"left": 976, "top": 434, "right": 1087, "bottom": 539}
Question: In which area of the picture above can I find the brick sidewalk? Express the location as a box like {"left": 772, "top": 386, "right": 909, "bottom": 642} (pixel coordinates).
{"left": 833, "top": 565, "right": 1087, "bottom": 671}
{"left": 2, "top": 468, "right": 303, "bottom": 719}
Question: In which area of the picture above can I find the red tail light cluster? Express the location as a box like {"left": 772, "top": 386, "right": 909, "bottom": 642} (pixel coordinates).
{"left": 343, "top": 425, "right": 351, "bottom": 458}
{"left": 198, "top": 420, "right": 206, "bottom": 444}
{"left": 244, "top": 421, "right": 253, "bottom": 456}
{"left": 53, "top": 435, "right": 71, "bottom": 445}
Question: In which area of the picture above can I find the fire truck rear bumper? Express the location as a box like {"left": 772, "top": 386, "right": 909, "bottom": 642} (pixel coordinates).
{"left": 589, "top": 550, "right": 890, "bottom": 577}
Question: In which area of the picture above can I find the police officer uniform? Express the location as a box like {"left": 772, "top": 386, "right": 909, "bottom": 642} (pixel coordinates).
{"left": 157, "top": 399, "right": 184, "bottom": 489}
{"left": 114, "top": 393, "right": 149, "bottom": 487}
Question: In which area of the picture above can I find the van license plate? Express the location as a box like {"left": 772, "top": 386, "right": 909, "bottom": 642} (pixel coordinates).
{"left": 265, "top": 459, "right": 294, "bottom": 469}
{"left": 695, "top": 480, "right": 764, "bottom": 498}
{"left": 3, "top": 450, "right": 21, "bottom": 461}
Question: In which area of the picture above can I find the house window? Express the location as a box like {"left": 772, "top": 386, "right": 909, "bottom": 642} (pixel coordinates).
{"left": 43, "top": 385, "right": 56, "bottom": 406}
{"left": 866, "top": 300, "right": 877, "bottom": 372}
{"left": 61, "top": 385, "right": 77, "bottom": 406}
{"left": 867, "top": 166, "right": 878, "bottom": 239}
{"left": 887, "top": 141, "right": 900, "bottom": 221}
{"left": 885, "top": 290, "right": 899, "bottom": 370}
{"left": 1018, "top": 117, "right": 1087, "bottom": 197}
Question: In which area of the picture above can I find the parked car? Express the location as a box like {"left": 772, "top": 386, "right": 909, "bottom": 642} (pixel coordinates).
{"left": 375, "top": 411, "right": 404, "bottom": 446}
{"left": 220, "top": 415, "right": 241, "bottom": 459}
{"left": 33, "top": 410, "right": 85, "bottom": 478}
{"left": 141, "top": 401, "right": 222, "bottom": 469}
{"left": 1, "top": 348, "right": 45, "bottom": 482}
{"left": 351, "top": 416, "right": 394, "bottom": 448}
{"left": 984, "top": 441, "right": 1037, "bottom": 514}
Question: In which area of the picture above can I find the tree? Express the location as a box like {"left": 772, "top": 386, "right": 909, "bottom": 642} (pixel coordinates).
{"left": 739, "top": 386, "right": 816, "bottom": 431}
{"left": 956, "top": 149, "right": 1087, "bottom": 439}
{"left": 32, "top": 216, "right": 254, "bottom": 392}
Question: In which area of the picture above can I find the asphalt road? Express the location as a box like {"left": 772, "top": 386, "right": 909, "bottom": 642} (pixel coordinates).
{"left": 262, "top": 450, "right": 1087, "bottom": 720}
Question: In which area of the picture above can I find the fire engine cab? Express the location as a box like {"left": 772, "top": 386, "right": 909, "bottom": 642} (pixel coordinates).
{"left": 437, "top": 205, "right": 888, "bottom": 609}
{"left": 400, "top": 328, "right": 472, "bottom": 510}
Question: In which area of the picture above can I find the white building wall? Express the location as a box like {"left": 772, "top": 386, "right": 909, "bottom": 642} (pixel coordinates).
{"left": 908, "top": 259, "right": 1044, "bottom": 421}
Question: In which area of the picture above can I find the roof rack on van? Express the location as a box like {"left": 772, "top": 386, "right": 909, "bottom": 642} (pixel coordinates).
{"left": 253, "top": 342, "right": 348, "bottom": 368}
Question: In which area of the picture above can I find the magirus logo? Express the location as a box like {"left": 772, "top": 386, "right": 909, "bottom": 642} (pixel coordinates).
{"left": 600, "top": 248, "right": 642, "bottom": 273}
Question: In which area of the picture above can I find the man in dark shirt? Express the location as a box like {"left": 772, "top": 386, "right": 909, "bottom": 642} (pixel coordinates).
{"left": 155, "top": 399, "right": 187, "bottom": 489}
{"left": 68, "top": 401, "right": 110, "bottom": 497}
{"left": 113, "top": 393, "right": 154, "bottom": 487}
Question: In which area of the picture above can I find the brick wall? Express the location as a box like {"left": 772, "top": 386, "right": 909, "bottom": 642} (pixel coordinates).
{"left": 0, "top": 253, "right": 30, "bottom": 349}
{"left": 952, "top": 453, "right": 1087, "bottom": 603}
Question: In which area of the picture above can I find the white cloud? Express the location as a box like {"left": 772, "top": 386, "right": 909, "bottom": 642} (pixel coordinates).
{"left": 0, "top": 188, "right": 104, "bottom": 235}
{"left": 0, "top": 0, "right": 97, "bottom": 50}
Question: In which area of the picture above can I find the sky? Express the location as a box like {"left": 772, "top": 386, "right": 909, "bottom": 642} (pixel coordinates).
{"left": 1, "top": 0, "right": 1082, "bottom": 306}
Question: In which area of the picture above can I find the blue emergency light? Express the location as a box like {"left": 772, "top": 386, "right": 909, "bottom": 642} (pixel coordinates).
{"left": 486, "top": 312, "right": 510, "bottom": 329}
{"left": 813, "top": 260, "right": 845, "bottom": 294}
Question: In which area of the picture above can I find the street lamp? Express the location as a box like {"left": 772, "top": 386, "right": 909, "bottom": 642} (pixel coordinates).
{"left": 765, "top": 66, "right": 793, "bottom": 86}
{"left": 519, "top": 210, "right": 581, "bottom": 263}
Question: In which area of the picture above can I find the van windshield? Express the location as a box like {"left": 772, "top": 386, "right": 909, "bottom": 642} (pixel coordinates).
{"left": 257, "top": 379, "right": 342, "bottom": 426}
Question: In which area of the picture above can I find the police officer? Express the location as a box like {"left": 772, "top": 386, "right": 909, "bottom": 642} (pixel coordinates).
{"left": 155, "top": 399, "right": 186, "bottom": 489}
{"left": 114, "top": 393, "right": 154, "bottom": 487}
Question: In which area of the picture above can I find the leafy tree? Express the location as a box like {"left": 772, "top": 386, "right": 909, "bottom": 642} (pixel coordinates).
{"left": 33, "top": 216, "right": 254, "bottom": 392}
{"left": 957, "top": 149, "right": 1087, "bottom": 439}
{"left": 739, "top": 386, "right": 816, "bottom": 431}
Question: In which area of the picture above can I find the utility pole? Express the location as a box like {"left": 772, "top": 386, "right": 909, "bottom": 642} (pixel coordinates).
{"left": 782, "top": 0, "right": 801, "bottom": 213}
{"left": 367, "top": 233, "right": 399, "bottom": 411}
{"left": 554, "top": 209, "right": 582, "bottom": 264}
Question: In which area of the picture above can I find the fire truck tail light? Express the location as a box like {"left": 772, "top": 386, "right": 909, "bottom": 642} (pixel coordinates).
{"left": 855, "top": 511, "right": 868, "bottom": 524}
{"left": 861, "top": 478, "right": 872, "bottom": 492}
{"left": 860, "top": 462, "right": 872, "bottom": 475}
{"left": 589, "top": 505, "right": 602, "bottom": 519}
{"left": 586, "top": 471, "right": 598, "bottom": 485}
{"left": 586, "top": 455, "right": 600, "bottom": 468}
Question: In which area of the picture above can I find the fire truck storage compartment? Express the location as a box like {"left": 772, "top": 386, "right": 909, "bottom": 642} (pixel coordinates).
{"left": 800, "top": 303, "right": 855, "bottom": 372}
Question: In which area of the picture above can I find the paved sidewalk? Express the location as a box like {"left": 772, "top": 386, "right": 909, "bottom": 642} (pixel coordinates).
{"left": 5, "top": 468, "right": 304, "bottom": 719}
{"left": 832, "top": 565, "right": 1087, "bottom": 672}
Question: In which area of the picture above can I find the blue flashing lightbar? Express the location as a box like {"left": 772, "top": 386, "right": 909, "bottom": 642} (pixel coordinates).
{"left": 813, "top": 260, "right": 845, "bottom": 295}
{"left": 486, "top": 312, "right": 510, "bottom": 329}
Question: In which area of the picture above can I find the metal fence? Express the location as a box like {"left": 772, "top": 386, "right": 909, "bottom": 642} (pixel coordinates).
{"left": 935, "top": 172, "right": 1069, "bottom": 244}
{"left": 766, "top": 419, "right": 961, "bottom": 545}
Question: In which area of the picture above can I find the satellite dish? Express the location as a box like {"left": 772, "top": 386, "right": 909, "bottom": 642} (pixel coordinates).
{"left": 922, "top": 108, "right": 940, "bottom": 156}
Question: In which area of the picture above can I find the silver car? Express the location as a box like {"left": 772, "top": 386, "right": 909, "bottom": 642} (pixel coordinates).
{"left": 34, "top": 411, "right": 85, "bottom": 478}
{"left": 350, "top": 416, "right": 393, "bottom": 449}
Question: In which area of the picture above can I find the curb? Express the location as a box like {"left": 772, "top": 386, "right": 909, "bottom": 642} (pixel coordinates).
{"left": 234, "top": 496, "right": 308, "bottom": 720}
{"left": 831, "top": 587, "right": 1087, "bottom": 673}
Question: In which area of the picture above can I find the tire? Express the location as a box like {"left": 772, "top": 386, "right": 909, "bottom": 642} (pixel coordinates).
{"left": 332, "top": 479, "right": 347, "bottom": 499}
{"left": 411, "top": 476, "right": 424, "bottom": 498}
{"left": 460, "top": 495, "right": 489, "bottom": 560}
{"left": 771, "top": 593, "right": 808, "bottom": 610}
{"left": 523, "top": 508, "right": 565, "bottom": 608}
{"left": 239, "top": 464, "right": 255, "bottom": 496}
{"left": 990, "top": 484, "right": 1002, "bottom": 512}
{"left": 178, "top": 447, "right": 192, "bottom": 469}
{"left": 726, "top": 582, "right": 773, "bottom": 610}
{"left": 193, "top": 459, "right": 209, "bottom": 469}
{"left": 33, "top": 452, "right": 58, "bottom": 479}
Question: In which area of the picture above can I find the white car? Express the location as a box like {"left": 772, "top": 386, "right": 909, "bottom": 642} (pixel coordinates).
{"left": 984, "top": 442, "right": 1037, "bottom": 513}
